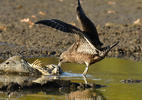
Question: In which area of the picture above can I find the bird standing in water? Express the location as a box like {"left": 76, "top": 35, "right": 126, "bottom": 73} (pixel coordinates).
{"left": 35, "top": 0, "right": 119, "bottom": 76}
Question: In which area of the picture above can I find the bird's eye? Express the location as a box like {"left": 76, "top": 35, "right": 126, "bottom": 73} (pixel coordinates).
{"left": 59, "top": 59, "right": 63, "bottom": 62}
{"left": 6, "top": 62, "right": 9, "bottom": 64}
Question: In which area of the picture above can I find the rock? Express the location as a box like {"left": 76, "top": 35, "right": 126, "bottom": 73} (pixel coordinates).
{"left": 0, "top": 56, "right": 63, "bottom": 76}
{"left": 0, "top": 56, "right": 40, "bottom": 75}
{"left": 133, "top": 18, "right": 142, "bottom": 25}
{"left": 105, "top": 22, "right": 115, "bottom": 27}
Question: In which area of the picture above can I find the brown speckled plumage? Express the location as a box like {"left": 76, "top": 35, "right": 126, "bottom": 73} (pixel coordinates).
{"left": 35, "top": 0, "right": 119, "bottom": 75}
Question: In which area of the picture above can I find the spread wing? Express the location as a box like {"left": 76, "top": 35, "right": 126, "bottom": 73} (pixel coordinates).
{"left": 35, "top": 19, "right": 84, "bottom": 37}
{"left": 77, "top": 0, "right": 103, "bottom": 47}
{"left": 35, "top": 19, "right": 101, "bottom": 51}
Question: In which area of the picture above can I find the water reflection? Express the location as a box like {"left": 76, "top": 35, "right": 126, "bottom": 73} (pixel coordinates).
{"left": 0, "top": 57, "right": 142, "bottom": 100}
{"left": 0, "top": 75, "right": 38, "bottom": 85}
{"left": 67, "top": 89, "right": 105, "bottom": 100}
{"left": 0, "top": 73, "right": 93, "bottom": 85}
{"left": 61, "top": 72, "right": 89, "bottom": 84}
{"left": 0, "top": 74, "right": 105, "bottom": 100}
{"left": 6, "top": 88, "right": 105, "bottom": 100}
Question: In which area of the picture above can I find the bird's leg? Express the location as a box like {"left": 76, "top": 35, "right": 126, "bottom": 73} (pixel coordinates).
{"left": 58, "top": 61, "right": 62, "bottom": 67}
{"left": 82, "top": 74, "right": 88, "bottom": 84}
{"left": 58, "top": 58, "right": 63, "bottom": 67}
{"left": 83, "top": 62, "right": 89, "bottom": 76}
{"left": 83, "top": 66, "right": 88, "bottom": 75}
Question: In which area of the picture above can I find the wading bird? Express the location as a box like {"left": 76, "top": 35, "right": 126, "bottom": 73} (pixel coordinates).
{"left": 35, "top": 0, "right": 119, "bottom": 76}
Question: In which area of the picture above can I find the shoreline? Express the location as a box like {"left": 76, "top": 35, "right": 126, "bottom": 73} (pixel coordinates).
{"left": 0, "top": 0, "right": 142, "bottom": 61}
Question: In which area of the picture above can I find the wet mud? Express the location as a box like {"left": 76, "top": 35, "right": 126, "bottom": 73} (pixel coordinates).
{"left": 0, "top": 0, "right": 142, "bottom": 61}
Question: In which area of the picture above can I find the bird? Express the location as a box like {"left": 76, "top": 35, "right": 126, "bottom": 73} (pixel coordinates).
{"left": 35, "top": 0, "right": 119, "bottom": 76}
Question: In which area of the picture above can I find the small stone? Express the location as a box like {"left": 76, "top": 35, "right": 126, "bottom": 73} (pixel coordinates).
{"left": 133, "top": 18, "right": 142, "bottom": 25}
{"left": 107, "top": 10, "right": 116, "bottom": 14}
{"left": 105, "top": 22, "right": 115, "bottom": 27}
{"left": 38, "top": 11, "right": 46, "bottom": 16}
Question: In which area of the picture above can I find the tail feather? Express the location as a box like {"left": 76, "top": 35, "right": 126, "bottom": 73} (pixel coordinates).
{"left": 100, "top": 41, "right": 119, "bottom": 56}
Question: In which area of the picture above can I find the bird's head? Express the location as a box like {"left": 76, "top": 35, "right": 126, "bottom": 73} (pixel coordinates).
{"left": 58, "top": 51, "right": 70, "bottom": 65}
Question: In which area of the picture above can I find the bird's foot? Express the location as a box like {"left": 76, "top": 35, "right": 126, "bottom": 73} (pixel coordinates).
{"left": 82, "top": 71, "right": 87, "bottom": 76}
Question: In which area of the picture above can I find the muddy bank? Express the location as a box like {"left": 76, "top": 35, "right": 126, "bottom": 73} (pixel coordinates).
{"left": 0, "top": 0, "right": 142, "bottom": 61}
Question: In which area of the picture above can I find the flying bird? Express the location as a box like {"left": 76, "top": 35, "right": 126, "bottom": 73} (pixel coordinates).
{"left": 35, "top": 0, "right": 119, "bottom": 76}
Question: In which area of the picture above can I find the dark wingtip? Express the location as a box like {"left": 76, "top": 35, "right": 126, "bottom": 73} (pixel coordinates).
{"left": 77, "top": 0, "right": 84, "bottom": 16}
{"left": 78, "top": 0, "right": 81, "bottom": 7}
{"left": 35, "top": 20, "right": 48, "bottom": 25}
{"left": 35, "top": 20, "right": 42, "bottom": 24}
{"left": 35, "top": 22, "right": 38, "bottom": 24}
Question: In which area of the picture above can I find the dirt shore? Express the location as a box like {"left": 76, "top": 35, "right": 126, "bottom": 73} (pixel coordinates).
{"left": 0, "top": 0, "right": 142, "bottom": 61}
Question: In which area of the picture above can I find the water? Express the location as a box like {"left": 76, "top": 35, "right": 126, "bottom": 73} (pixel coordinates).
{"left": 0, "top": 57, "right": 142, "bottom": 100}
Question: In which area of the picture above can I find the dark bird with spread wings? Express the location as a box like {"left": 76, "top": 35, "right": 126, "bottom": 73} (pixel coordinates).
{"left": 35, "top": 0, "right": 119, "bottom": 76}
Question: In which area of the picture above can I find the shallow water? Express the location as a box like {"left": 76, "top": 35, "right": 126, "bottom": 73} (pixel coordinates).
{"left": 0, "top": 57, "right": 142, "bottom": 100}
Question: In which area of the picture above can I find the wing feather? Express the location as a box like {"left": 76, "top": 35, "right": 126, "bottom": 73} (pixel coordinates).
{"left": 77, "top": 0, "right": 103, "bottom": 47}
{"left": 35, "top": 19, "right": 101, "bottom": 52}
{"left": 35, "top": 19, "right": 83, "bottom": 35}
